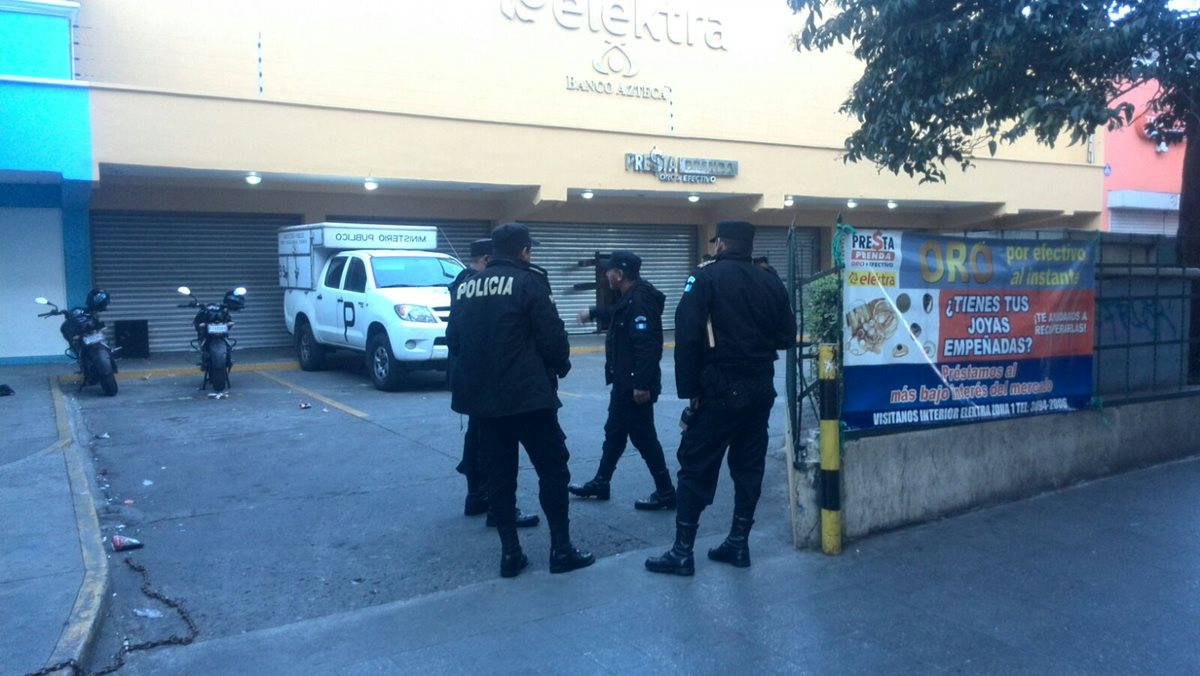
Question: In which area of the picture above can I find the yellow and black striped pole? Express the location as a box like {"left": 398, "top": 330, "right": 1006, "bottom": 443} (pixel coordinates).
{"left": 818, "top": 344, "right": 842, "bottom": 555}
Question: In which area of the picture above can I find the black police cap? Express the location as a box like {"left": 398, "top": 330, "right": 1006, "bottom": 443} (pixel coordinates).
{"left": 600, "top": 250, "right": 641, "bottom": 275}
{"left": 491, "top": 223, "right": 539, "bottom": 253}
{"left": 709, "top": 220, "right": 755, "bottom": 245}
{"left": 469, "top": 238, "right": 492, "bottom": 258}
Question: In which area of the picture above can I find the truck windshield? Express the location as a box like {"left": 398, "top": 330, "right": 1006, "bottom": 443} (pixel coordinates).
{"left": 372, "top": 256, "right": 464, "bottom": 288}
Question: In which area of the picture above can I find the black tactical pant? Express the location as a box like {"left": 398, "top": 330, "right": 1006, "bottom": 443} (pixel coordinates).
{"left": 675, "top": 376, "right": 776, "bottom": 524}
{"left": 597, "top": 389, "right": 670, "bottom": 481}
{"left": 478, "top": 409, "right": 571, "bottom": 531}
{"left": 455, "top": 416, "right": 482, "bottom": 489}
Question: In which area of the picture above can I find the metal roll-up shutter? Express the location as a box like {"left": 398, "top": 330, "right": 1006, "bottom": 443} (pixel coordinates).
{"left": 91, "top": 211, "right": 302, "bottom": 353}
{"left": 524, "top": 222, "right": 697, "bottom": 333}
{"left": 753, "top": 226, "right": 821, "bottom": 283}
{"left": 326, "top": 215, "right": 490, "bottom": 262}
{"left": 1109, "top": 209, "right": 1178, "bottom": 236}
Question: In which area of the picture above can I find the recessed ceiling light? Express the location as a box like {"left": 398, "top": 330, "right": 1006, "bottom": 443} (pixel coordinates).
{"left": 886, "top": 199, "right": 897, "bottom": 210}
{"left": 581, "top": 190, "right": 594, "bottom": 200}
{"left": 364, "top": 178, "right": 379, "bottom": 191}
{"left": 245, "top": 172, "right": 262, "bottom": 186}
{"left": 846, "top": 198, "right": 858, "bottom": 209}
{"left": 687, "top": 194, "right": 700, "bottom": 203}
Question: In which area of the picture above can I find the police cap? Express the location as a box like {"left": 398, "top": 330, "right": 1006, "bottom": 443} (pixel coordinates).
{"left": 492, "top": 223, "right": 539, "bottom": 255}
{"left": 710, "top": 220, "right": 755, "bottom": 245}
{"left": 469, "top": 238, "right": 492, "bottom": 258}
{"left": 599, "top": 250, "right": 641, "bottom": 276}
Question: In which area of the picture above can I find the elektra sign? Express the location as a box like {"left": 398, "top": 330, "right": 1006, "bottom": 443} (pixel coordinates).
{"left": 502, "top": 0, "right": 725, "bottom": 104}
{"left": 500, "top": 0, "right": 726, "bottom": 50}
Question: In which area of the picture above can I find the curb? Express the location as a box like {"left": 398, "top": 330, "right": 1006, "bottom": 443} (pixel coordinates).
{"left": 42, "top": 376, "right": 109, "bottom": 674}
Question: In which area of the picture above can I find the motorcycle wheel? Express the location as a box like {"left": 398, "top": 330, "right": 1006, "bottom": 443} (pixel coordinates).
{"left": 366, "top": 332, "right": 403, "bottom": 392}
{"left": 93, "top": 347, "right": 119, "bottom": 396}
{"left": 207, "top": 340, "right": 230, "bottom": 392}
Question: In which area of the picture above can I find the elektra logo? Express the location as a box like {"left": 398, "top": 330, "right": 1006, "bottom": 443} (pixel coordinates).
{"left": 594, "top": 41, "right": 638, "bottom": 76}
{"left": 501, "top": 0, "right": 726, "bottom": 51}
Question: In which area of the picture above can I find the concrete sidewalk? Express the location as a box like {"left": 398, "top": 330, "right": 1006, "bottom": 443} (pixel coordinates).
{"left": 0, "top": 364, "right": 104, "bottom": 676}
{"left": 114, "top": 456, "right": 1200, "bottom": 675}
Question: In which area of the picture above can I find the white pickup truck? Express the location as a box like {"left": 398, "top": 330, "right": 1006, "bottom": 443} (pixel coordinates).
{"left": 278, "top": 223, "right": 464, "bottom": 390}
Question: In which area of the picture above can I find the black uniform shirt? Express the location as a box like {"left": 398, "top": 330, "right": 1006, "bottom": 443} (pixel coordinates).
{"left": 674, "top": 252, "right": 795, "bottom": 399}
{"left": 590, "top": 279, "right": 665, "bottom": 397}
{"left": 446, "top": 257, "right": 571, "bottom": 418}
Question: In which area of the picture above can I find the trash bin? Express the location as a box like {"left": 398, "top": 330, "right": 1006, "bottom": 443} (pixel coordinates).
{"left": 114, "top": 320, "right": 149, "bottom": 358}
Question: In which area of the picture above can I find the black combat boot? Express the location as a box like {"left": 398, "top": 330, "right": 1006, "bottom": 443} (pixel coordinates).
{"left": 708, "top": 516, "right": 753, "bottom": 568}
{"left": 463, "top": 489, "right": 489, "bottom": 517}
{"left": 463, "top": 472, "right": 488, "bottom": 516}
{"left": 634, "top": 470, "right": 677, "bottom": 511}
{"left": 567, "top": 478, "right": 611, "bottom": 500}
{"left": 644, "top": 521, "right": 698, "bottom": 576}
{"left": 487, "top": 507, "right": 540, "bottom": 529}
{"left": 548, "top": 524, "right": 595, "bottom": 574}
{"left": 498, "top": 527, "right": 528, "bottom": 578}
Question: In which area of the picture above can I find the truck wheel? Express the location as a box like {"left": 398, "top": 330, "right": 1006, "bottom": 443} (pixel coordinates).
{"left": 367, "top": 332, "right": 403, "bottom": 391}
{"left": 296, "top": 321, "right": 326, "bottom": 371}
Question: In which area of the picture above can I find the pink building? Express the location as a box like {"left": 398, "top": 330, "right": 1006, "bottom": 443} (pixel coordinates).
{"left": 1104, "top": 83, "right": 1186, "bottom": 234}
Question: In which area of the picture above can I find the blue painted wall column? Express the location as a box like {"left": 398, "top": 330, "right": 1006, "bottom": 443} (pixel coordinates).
{"left": 61, "top": 179, "right": 92, "bottom": 307}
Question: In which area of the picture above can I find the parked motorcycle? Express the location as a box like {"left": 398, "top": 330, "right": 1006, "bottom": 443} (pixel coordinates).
{"left": 177, "top": 286, "right": 246, "bottom": 392}
{"left": 35, "top": 289, "right": 119, "bottom": 396}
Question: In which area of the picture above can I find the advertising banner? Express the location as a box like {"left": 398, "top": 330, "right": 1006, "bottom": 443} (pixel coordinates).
{"left": 841, "top": 230, "right": 1095, "bottom": 430}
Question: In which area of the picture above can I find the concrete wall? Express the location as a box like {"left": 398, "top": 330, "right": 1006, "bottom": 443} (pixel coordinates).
{"left": 837, "top": 397, "right": 1200, "bottom": 540}
{"left": 0, "top": 206, "right": 68, "bottom": 359}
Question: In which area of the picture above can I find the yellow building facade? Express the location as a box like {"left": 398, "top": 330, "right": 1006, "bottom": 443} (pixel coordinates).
{"left": 5, "top": 0, "right": 1105, "bottom": 355}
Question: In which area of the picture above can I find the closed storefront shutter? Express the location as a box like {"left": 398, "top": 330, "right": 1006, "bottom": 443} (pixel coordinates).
{"left": 91, "top": 211, "right": 302, "bottom": 353}
{"left": 752, "top": 225, "right": 822, "bottom": 282}
{"left": 1109, "top": 209, "right": 1179, "bottom": 237}
{"left": 326, "top": 215, "right": 491, "bottom": 262}
{"left": 524, "top": 222, "right": 696, "bottom": 333}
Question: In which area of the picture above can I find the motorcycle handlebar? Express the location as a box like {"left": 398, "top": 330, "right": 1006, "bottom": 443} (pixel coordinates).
{"left": 37, "top": 310, "right": 60, "bottom": 318}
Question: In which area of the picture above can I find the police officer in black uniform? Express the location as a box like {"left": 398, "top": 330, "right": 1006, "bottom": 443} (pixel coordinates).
{"left": 569, "top": 251, "right": 676, "bottom": 510}
{"left": 646, "top": 221, "right": 795, "bottom": 576}
{"left": 448, "top": 238, "right": 538, "bottom": 529}
{"left": 446, "top": 223, "right": 594, "bottom": 578}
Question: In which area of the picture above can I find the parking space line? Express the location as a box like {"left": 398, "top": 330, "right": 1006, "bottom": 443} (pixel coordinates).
{"left": 255, "top": 370, "right": 370, "bottom": 419}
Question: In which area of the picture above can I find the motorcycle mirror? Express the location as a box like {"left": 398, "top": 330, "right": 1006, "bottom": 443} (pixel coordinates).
{"left": 233, "top": 287, "right": 247, "bottom": 296}
{"left": 177, "top": 286, "right": 191, "bottom": 296}
{"left": 35, "top": 297, "right": 49, "bottom": 305}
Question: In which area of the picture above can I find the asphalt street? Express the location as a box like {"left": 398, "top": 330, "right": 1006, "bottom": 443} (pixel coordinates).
{"left": 78, "top": 346, "right": 794, "bottom": 672}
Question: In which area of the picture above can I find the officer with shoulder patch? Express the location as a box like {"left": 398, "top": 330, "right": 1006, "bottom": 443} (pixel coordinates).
{"left": 446, "top": 223, "right": 594, "bottom": 578}
{"left": 448, "top": 238, "right": 539, "bottom": 530}
{"left": 570, "top": 250, "right": 676, "bottom": 510}
{"left": 645, "top": 221, "right": 795, "bottom": 576}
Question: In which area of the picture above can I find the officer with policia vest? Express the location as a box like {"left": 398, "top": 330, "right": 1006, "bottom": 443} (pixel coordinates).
{"left": 645, "top": 221, "right": 795, "bottom": 576}
{"left": 448, "top": 238, "right": 539, "bottom": 530}
{"left": 570, "top": 250, "right": 676, "bottom": 510}
{"left": 446, "top": 223, "right": 594, "bottom": 578}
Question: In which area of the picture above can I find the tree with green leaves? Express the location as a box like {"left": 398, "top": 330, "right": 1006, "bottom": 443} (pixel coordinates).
{"left": 788, "top": 0, "right": 1199, "bottom": 263}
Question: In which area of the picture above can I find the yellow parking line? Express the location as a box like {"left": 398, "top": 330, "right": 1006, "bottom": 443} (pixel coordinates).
{"left": 255, "top": 370, "right": 370, "bottom": 420}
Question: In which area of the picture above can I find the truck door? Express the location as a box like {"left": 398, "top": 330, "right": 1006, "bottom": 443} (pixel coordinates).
{"left": 340, "top": 256, "right": 369, "bottom": 349}
{"left": 316, "top": 256, "right": 349, "bottom": 344}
